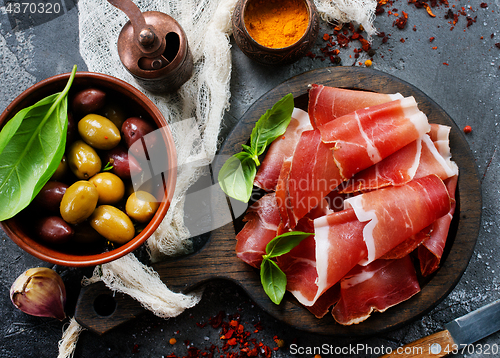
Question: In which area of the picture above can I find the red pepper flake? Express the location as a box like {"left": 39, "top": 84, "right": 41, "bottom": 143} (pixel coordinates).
{"left": 208, "top": 310, "right": 226, "bottom": 328}
{"left": 132, "top": 344, "right": 140, "bottom": 354}
{"left": 463, "top": 125, "right": 472, "bottom": 133}
{"left": 443, "top": 62, "right": 449, "bottom": 66}
{"left": 432, "top": 46, "right": 438, "bottom": 49}
{"left": 322, "top": 33, "right": 330, "bottom": 41}
{"left": 480, "top": 2, "right": 488, "bottom": 8}
{"left": 422, "top": 3, "right": 436, "bottom": 17}
{"left": 104, "top": 136, "right": 108, "bottom": 139}
{"left": 400, "top": 38, "right": 405, "bottom": 43}
{"left": 466, "top": 16, "right": 477, "bottom": 28}
{"left": 429, "top": 36, "right": 435, "bottom": 42}
{"left": 393, "top": 12, "right": 408, "bottom": 29}
{"left": 495, "top": 43, "right": 500, "bottom": 49}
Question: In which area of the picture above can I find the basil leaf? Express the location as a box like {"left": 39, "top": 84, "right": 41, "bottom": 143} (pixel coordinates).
{"left": 218, "top": 93, "right": 294, "bottom": 203}
{"left": 265, "top": 231, "right": 312, "bottom": 258}
{"left": 250, "top": 93, "right": 294, "bottom": 156}
{"left": 218, "top": 151, "right": 256, "bottom": 203}
{"left": 0, "top": 65, "right": 77, "bottom": 221}
{"left": 260, "top": 258, "right": 287, "bottom": 305}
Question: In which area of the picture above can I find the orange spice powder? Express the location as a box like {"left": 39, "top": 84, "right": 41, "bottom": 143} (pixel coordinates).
{"left": 244, "top": 0, "right": 309, "bottom": 49}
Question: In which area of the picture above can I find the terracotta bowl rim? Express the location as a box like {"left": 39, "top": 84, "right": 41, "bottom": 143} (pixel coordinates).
{"left": 0, "top": 71, "right": 177, "bottom": 267}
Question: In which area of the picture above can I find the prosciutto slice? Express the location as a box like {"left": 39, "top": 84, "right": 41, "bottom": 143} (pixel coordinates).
{"left": 277, "top": 129, "right": 343, "bottom": 229}
{"left": 340, "top": 138, "right": 422, "bottom": 193}
{"left": 331, "top": 256, "right": 421, "bottom": 325}
{"left": 418, "top": 174, "right": 458, "bottom": 276}
{"left": 345, "top": 175, "right": 451, "bottom": 265}
{"left": 318, "top": 96, "right": 430, "bottom": 179}
{"left": 235, "top": 193, "right": 280, "bottom": 268}
{"left": 308, "top": 84, "right": 403, "bottom": 128}
{"left": 254, "top": 108, "right": 313, "bottom": 191}
{"left": 278, "top": 208, "right": 366, "bottom": 307}
{"left": 341, "top": 131, "right": 458, "bottom": 193}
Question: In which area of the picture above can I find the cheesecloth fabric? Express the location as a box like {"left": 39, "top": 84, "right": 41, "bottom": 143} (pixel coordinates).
{"left": 58, "top": 0, "right": 377, "bottom": 356}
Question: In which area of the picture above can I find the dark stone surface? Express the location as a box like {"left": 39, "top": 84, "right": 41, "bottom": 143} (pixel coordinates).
{"left": 1, "top": 1, "right": 499, "bottom": 357}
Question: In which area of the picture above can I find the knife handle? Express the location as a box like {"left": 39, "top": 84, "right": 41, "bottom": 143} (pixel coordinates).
{"left": 379, "top": 329, "right": 454, "bottom": 358}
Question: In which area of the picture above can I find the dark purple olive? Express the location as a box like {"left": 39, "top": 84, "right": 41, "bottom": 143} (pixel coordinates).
{"left": 72, "top": 221, "right": 103, "bottom": 244}
{"left": 72, "top": 88, "right": 106, "bottom": 116}
{"left": 66, "top": 112, "right": 77, "bottom": 144}
{"left": 102, "top": 145, "right": 142, "bottom": 178}
{"left": 121, "top": 117, "right": 156, "bottom": 156}
{"left": 34, "top": 181, "right": 69, "bottom": 212}
{"left": 35, "top": 216, "right": 74, "bottom": 244}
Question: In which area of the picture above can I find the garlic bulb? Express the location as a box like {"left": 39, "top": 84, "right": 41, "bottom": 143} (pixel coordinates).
{"left": 10, "top": 267, "right": 67, "bottom": 320}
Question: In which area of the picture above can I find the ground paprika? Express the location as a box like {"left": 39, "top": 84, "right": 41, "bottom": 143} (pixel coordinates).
{"left": 244, "top": 0, "right": 309, "bottom": 48}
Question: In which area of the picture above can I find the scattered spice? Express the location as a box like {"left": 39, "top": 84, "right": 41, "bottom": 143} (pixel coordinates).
{"left": 393, "top": 11, "right": 408, "bottom": 29}
{"left": 166, "top": 311, "right": 282, "bottom": 358}
{"left": 422, "top": 2, "right": 436, "bottom": 17}
{"left": 463, "top": 125, "right": 472, "bottom": 133}
{"left": 169, "top": 338, "right": 177, "bottom": 345}
{"left": 495, "top": 43, "right": 500, "bottom": 49}
{"left": 244, "top": 0, "right": 309, "bottom": 48}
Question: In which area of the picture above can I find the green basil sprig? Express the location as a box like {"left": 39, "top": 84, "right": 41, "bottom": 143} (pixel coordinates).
{"left": 218, "top": 93, "right": 294, "bottom": 202}
{"left": 0, "top": 65, "right": 77, "bottom": 221}
{"left": 260, "top": 231, "right": 312, "bottom": 305}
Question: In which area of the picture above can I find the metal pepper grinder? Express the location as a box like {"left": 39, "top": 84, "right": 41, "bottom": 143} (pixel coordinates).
{"left": 108, "top": 0, "right": 193, "bottom": 93}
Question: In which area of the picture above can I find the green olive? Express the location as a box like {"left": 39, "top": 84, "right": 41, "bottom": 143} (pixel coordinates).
{"left": 60, "top": 180, "right": 99, "bottom": 224}
{"left": 89, "top": 172, "right": 125, "bottom": 204}
{"left": 101, "top": 103, "right": 127, "bottom": 130}
{"left": 125, "top": 191, "right": 159, "bottom": 223}
{"left": 68, "top": 140, "right": 102, "bottom": 179}
{"left": 78, "top": 114, "right": 121, "bottom": 150}
{"left": 90, "top": 205, "right": 135, "bottom": 244}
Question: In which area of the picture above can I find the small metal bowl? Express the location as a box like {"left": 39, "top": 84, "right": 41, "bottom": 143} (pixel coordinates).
{"left": 232, "top": 0, "right": 320, "bottom": 66}
{"left": 0, "top": 71, "right": 177, "bottom": 267}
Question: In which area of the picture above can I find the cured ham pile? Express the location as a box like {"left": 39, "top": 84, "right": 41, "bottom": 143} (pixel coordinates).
{"left": 236, "top": 85, "right": 459, "bottom": 325}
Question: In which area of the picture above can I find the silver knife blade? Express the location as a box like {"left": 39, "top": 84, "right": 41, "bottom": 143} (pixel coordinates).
{"left": 445, "top": 299, "right": 500, "bottom": 346}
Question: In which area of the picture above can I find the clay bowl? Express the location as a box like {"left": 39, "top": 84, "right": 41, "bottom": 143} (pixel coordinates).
{"left": 0, "top": 71, "right": 177, "bottom": 267}
{"left": 232, "top": 0, "right": 320, "bottom": 66}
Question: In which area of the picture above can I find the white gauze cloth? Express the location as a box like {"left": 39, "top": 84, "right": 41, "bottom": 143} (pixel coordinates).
{"left": 75, "top": 0, "right": 377, "bottom": 321}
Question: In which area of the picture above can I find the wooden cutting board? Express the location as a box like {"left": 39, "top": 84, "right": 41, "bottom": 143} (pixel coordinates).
{"left": 75, "top": 67, "right": 482, "bottom": 336}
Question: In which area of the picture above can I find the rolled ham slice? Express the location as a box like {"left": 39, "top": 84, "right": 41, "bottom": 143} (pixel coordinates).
{"left": 340, "top": 138, "right": 422, "bottom": 193}
{"left": 277, "top": 129, "right": 343, "bottom": 229}
{"left": 341, "top": 130, "right": 458, "bottom": 193}
{"left": 280, "top": 97, "right": 430, "bottom": 227}
{"left": 278, "top": 208, "right": 366, "bottom": 307}
{"left": 345, "top": 175, "right": 451, "bottom": 265}
{"left": 254, "top": 108, "right": 313, "bottom": 192}
{"left": 308, "top": 84, "right": 403, "bottom": 129}
{"left": 318, "top": 96, "right": 431, "bottom": 179}
{"left": 331, "top": 255, "right": 421, "bottom": 325}
{"left": 235, "top": 193, "right": 281, "bottom": 268}
{"left": 418, "top": 174, "right": 458, "bottom": 276}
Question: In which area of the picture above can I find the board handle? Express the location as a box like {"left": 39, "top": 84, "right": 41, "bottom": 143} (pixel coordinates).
{"left": 74, "top": 222, "right": 258, "bottom": 334}
{"left": 379, "top": 330, "right": 454, "bottom": 358}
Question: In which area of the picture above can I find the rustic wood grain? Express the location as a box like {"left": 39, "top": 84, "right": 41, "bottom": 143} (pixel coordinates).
{"left": 379, "top": 330, "right": 455, "bottom": 358}
{"left": 75, "top": 67, "right": 481, "bottom": 336}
